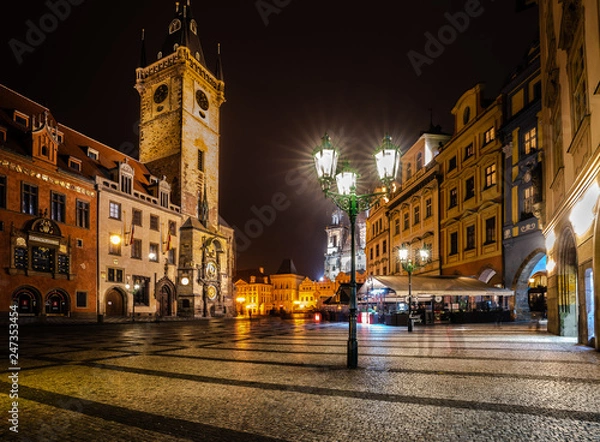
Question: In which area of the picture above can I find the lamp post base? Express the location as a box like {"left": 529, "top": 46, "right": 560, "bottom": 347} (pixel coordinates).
{"left": 407, "top": 318, "right": 413, "bottom": 332}
{"left": 347, "top": 339, "right": 358, "bottom": 369}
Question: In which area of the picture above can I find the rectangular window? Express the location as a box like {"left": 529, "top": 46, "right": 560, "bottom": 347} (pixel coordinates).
{"left": 413, "top": 206, "right": 420, "bottom": 225}
{"left": 198, "top": 150, "right": 204, "bottom": 171}
{"left": 87, "top": 148, "right": 99, "bottom": 160}
{"left": 109, "top": 201, "right": 121, "bottom": 220}
{"left": 68, "top": 158, "right": 82, "bottom": 172}
{"left": 523, "top": 127, "right": 537, "bottom": 155}
{"left": 523, "top": 186, "right": 535, "bottom": 216}
{"left": 375, "top": 244, "right": 380, "bottom": 257}
{"left": 449, "top": 232, "right": 458, "bottom": 255}
{"left": 425, "top": 198, "right": 432, "bottom": 218}
{"left": 22, "top": 183, "right": 38, "bottom": 215}
{"left": 485, "top": 164, "right": 497, "bottom": 188}
{"left": 160, "top": 191, "right": 169, "bottom": 208}
{"left": 150, "top": 214, "right": 159, "bottom": 231}
{"left": 0, "top": 175, "right": 6, "bottom": 209}
{"left": 484, "top": 127, "right": 495, "bottom": 145}
{"left": 465, "top": 177, "right": 475, "bottom": 200}
{"left": 485, "top": 217, "right": 496, "bottom": 244}
{"left": 394, "top": 218, "right": 400, "bottom": 235}
{"left": 466, "top": 225, "right": 475, "bottom": 250}
{"left": 169, "top": 220, "right": 177, "bottom": 236}
{"left": 51, "top": 192, "right": 66, "bottom": 223}
{"left": 109, "top": 234, "right": 121, "bottom": 256}
{"left": 448, "top": 156, "right": 457, "bottom": 172}
{"left": 132, "top": 209, "right": 142, "bottom": 227}
{"left": 370, "top": 248, "right": 373, "bottom": 260}
{"left": 449, "top": 188, "right": 458, "bottom": 208}
{"left": 149, "top": 243, "right": 159, "bottom": 262}
{"left": 464, "top": 143, "right": 474, "bottom": 159}
{"left": 382, "top": 240, "right": 387, "bottom": 254}
{"left": 403, "top": 212, "right": 409, "bottom": 230}
{"left": 76, "top": 291, "right": 88, "bottom": 308}
{"left": 570, "top": 44, "right": 587, "bottom": 130}
{"left": 168, "top": 248, "right": 176, "bottom": 265}
{"left": 131, "top": 239, "right": 142, "bottom": 259}
{"left": 76, "top": 200, "right": 90, "bottom": 229}
{"left": 107, "top": 268, "right": 124, "bottom": 283}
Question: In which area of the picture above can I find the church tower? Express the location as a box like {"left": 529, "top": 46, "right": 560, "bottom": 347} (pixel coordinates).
{"left": 135, "top": 1, "right": 233, "bottom": 317}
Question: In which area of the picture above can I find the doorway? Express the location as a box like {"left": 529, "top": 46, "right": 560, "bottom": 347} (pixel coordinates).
{"left": 105, "top": 289, "right": 125, "bottom": 316}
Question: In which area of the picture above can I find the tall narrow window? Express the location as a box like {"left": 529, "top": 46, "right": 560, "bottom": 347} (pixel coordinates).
{"left": 466, "top": 225, "right": 475, "bottom": 250}
{"left": 449, "top": 188, "right": 458, "bottom": 208}
{"left": 523, "top": 186, "right": 535, "bottom": 217}
{"left": 465, "top": 177, "right": 475, "bottom": 200}
{"left": 51, "top": 192, "right": 66, "bottom": 223}
{"left": 394, "top": 218, "right": 400, "bottom": 235}
{"left": 131, "top": 239, "right": 142, "bottom": 259}
{"left": 0, "top": 175, "right": 6, "bottom": 209}
{"left": 150, "top": 214, "right": 159, "bottom": 231}
{"left": 449, "top": 232, "right": 458, "bottom": 255}
{"left": 198, "top": 149, "right": 204, "bottom": 171}
{"left": 406, "top": 163, "right": 412, "bottom": 180}
{"left": 403, "top": 212, "right": 409, "bottom": 230}
{"left": 523, "top": 127, "right": 537, "bottom": 155}
{"left": 109, "top": 234, "right": 121, "bottom": 256}
{"left": 132, "top": 209, "right": 142, "bottom": 226}
{"left": 464, "top": 143, "right": 474, "bottom": 159}
{"left": 425, "top": 198, "right": 432, "bottom": 218}
{"left": 570, "top": 44, "right": 587, "bottom": 130}
{"left": 485, "top": 217, "right": 496, "bottom": 244}
{"left": 160, "top": 191, "right": 169, "bottom": 208}
{"left": 121, "top": 174, "right": 132, "bottom": 194}
{"left": 22, "top": 183, "right": 38, "bottom": 215}
{"left": 416, "top": 152, "right": 423, "bottom": 170}
{"left": 76, "top": 200, "right": 90, "bottom": 228}
{"left": 413, "top": 206, "right": 420, "bottom": 225}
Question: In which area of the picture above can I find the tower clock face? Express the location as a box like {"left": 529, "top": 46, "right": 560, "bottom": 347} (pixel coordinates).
{"left": 196, "top": 89, "right": 209, "bottom": 110}
{"left": 154, "top": 84, "right": 169, "bottom": 104}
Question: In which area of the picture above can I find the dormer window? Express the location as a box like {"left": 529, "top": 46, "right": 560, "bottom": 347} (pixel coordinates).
{"left": 169, "top": 19, "right": 181, "bottom": 34}
{"left": 68, "top": 157, "right": 82, "bottom": 172}
{"left": 159, "top": 177, "right": 171, "bottom": 209}
{"left": 87, "top": 147, "right": 99, "bottom": 160}
{"left": 13, "top": 111, "right": 29, "bottom": 127}
{"left": 190, "top": 19, "right": 198, "bottom": 35}
{"left": 160, "top": 190, "right": 169, "bottom": 208}
{"left": 119, "top": 162, "right": 134, "bottom": 195}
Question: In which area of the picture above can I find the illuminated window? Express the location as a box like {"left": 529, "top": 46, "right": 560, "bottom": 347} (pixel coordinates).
{"left": 523, "top": 127, "right": 537, "bottom": 155}
{"left": 109, "top": 201, "right": 121, "bottom": 220}
{"left": 485, "top": 164, "right": 497, "bottom": 188}
{"left": 464, "top": 143, "right": 474, "bottom": 159}
{"left": 107, "top": 268, "right": 124, "bottom": 282}
{"left": 149, "top": 243, "right": 159, "bottom": 262}
{"left": 483, "top": 127, "right": 495, "bottom": 145}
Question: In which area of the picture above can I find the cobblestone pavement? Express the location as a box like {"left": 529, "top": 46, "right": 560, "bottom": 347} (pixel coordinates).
{"left": 2, "top": 318, "right": 599, "bottom": 441}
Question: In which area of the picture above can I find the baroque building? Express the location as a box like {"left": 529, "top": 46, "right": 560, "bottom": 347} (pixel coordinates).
{"left": 538, "top": 0, "right": 599, "bottom": 347}
{"left": 437, "top": 84, "right": 505, "bottom": 289}
{"left": 135, "top": 1, "right": 234, "bottom": 317}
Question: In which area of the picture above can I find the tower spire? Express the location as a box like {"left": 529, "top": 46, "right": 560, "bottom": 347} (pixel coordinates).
{"left": 139, "top": 28, "right": 147, "bottom": 68}
{"left": 215, "top": 43, "right": 224, "bottom": 81}
{"left": 160, "top": 0, "right": 206, "bottom": 66}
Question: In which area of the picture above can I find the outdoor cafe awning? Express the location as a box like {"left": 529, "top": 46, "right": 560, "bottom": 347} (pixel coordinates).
{"left": 358, "top": 275, "right": 514, "bottom": 298}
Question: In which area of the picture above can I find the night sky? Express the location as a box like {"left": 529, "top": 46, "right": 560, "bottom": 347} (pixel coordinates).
{"left": 1, "top": 0, "right": 539, "bottom": 279}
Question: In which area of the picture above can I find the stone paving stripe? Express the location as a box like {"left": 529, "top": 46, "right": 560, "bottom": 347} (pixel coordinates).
{"left": 81, "top": 362, "right": 600, "bottom": 424}
{"left": 8, "top": 382, "right": 287, "bottom": 442}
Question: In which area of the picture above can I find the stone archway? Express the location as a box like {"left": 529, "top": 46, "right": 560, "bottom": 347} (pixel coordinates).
{"left": 557, "top": 229, "right": 578, "bottom": 337}
{"left": 45, "top": 289, "right": 70, "bottom": 316}
{"left": 12, "top": 287, "right": 41, "bottom": 316}
{"left": 511, "top": 249, "right": 547, "bottom": 321}
{"left": 105, "top": 288, "right": 126, "bottom": 316}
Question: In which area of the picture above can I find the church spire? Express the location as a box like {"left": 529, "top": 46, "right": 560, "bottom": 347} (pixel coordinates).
{"left": 160, "top": 0, "right": 206, "bottom": 67}
{"left": 139, "top": 28, "right": 147, "bottom": 68}
{"left": 215, "top": 43, "right": 224, "bottom": 82}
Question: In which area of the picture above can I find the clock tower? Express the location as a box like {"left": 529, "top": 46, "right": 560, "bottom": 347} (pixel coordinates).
{"left": 135, "top": 0, "right": 233, "bottom": 317}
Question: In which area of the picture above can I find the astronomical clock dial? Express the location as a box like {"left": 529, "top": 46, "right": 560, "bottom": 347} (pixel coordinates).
{"left": 206, "top": 285, "right": 217, "bottom": 300}
{"left": 153, "top": 84, "right": 169, "bottom": 104}
{"left": 205, "top": 261, "right": 217, "bottom": 280}
{"left": 196, "top": 89, "right": 209, "bottom": 111}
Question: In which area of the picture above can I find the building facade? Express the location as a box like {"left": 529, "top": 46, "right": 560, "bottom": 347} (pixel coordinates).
{"left": 499, "top": 41, "right": 546, "bottom": 321}
{"left": 233, "top": 267, "right": 272, "bottom": 315}
{"left": 538, "top": 0, "right": 600, "bottom": 347}
{"left": 323, "top": 209, "right": 366, "bottom": 281}
{"left": 438, "top": 84, "right": 505, "bottom": 289}
{"left": 0, "top": 91, "right": 98, "bottom": 319}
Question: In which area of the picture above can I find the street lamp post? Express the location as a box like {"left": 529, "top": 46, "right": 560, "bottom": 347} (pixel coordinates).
{"left": 312, "top": 133, "right": 400, "bottom": 368}
{"left": 126, "top": 278, "right": 145, "bottom": 322}
{"left": 399, "top": 246, "right": 429, "bottom": 332}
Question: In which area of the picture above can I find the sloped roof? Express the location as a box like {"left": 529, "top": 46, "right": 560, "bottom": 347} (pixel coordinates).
{"left": 234, "top": 268, "right": 270, "bottom": 284}
{"left": 358, "top": 275, "right": 514, "bottom": 297}
{"left": 275, "top": 259, "right": 298, "bottom": 275}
